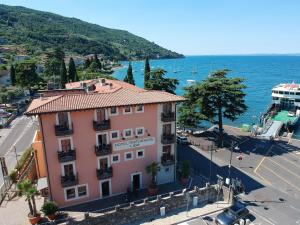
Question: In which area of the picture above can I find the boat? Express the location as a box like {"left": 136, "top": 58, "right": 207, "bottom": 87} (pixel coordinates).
{"left": 259, "top": 82, "right": 300, "bottom": 139}
{"left": 187, "top": 79, "right": 196, "bottom": 84}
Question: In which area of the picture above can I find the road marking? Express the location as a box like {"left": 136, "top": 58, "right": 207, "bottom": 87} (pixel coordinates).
{"left": 269, "top": 150, "right": 300, "bottom": 169}
{"left": 265, "top": 158, "right": 300, "bottom": 180}
{"left": 261, "top": 164, "right": 300, "bottom": 192}
{"left": 289, "top": 205, "right": 300, "bottom": 213}
{"left": 249, "top": 208, "right": 275, "bottom": 225}
{"left": 254, "top": 145, "right": 274, "bottom": 173}
{"left": 253, "top": 168, "right": 272, "bottom": 185}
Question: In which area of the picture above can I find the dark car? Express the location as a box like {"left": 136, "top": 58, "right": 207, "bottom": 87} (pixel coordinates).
{"left": 215, "top": 201, "right": 249, "bottom": 225}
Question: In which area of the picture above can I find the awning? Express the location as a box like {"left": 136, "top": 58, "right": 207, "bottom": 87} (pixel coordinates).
{"left": 37, "top": 177, "right": 48, "bottom": 191}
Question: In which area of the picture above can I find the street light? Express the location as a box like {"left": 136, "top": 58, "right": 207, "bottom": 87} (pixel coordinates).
{"left": 227, "top": 141, "right": 238, "bottom": 185}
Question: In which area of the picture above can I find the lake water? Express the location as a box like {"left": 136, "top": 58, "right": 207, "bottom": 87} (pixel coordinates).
{"left": 113, "top": 56, "right": 300, "bottom": 138}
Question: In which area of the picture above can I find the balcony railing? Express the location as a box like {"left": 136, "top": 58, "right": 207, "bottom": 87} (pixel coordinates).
{"left": 60, "top": 173, "right": 78, "bottom": 187}
{"left": 55, "top": 124, "right": 73, "bottom": 136}
{"left": 94, "top": 144, "right": 112, "bottom": 156}
{"left": 161, "top": 134, "right": 175, "bottom": 144}
{"left": 93, "top": 120, "right": 111, "bottom": 131}
{"left": 161, "top": 112, "right": 175, "bottom": 122}
{"left": 57, "top": 149, "right": 76, "bottom": 163}
{"left": 161, "top": 154, "right": 175, "bottom": 166}
{"left": 96, "top": 167, "right": 113, "bottom": 180}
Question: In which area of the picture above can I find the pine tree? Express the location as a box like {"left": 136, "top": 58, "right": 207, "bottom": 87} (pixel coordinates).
{"left": 68, "top": 57, "right": 78, "bottom": 82}
{"left": 144, "top": 56, "right": 151, "bottom": 88}
{"left": 94, "top": 53, "right": 102, "bottom": 70}
{"left": 60, "top": 59, "right": 67, "bottom": 88}
{"left": 123, "top": 62, "right": 135, "bottom": 85}
{"left": 10, "top": 64, "right": 16, "bottom": 86}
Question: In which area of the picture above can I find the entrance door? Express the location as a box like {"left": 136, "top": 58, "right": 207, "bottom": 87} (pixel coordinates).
{"left": 132, "top": 173, "right": 141, "bottom": 191}
{"left": 101, "top": 180, "right": 110, "bottom": 197}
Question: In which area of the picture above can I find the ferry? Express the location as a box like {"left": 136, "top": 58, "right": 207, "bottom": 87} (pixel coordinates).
{"left": 259, "top": 83, "right": 300, "bottom": 139}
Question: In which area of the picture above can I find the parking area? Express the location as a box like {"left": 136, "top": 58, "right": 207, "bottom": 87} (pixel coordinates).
{"left": 254, "top": 142, "right": 300, "bottom": 198}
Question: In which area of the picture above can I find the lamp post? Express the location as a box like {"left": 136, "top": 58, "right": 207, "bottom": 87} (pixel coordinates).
{"left": 227, "top": 141, "right": 235, "bottom": 185}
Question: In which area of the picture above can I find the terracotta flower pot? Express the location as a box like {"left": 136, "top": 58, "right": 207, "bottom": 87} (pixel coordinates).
{"left": 47, "top": 214, "right": 56, "bottom": 220}
{"left": 181, "top": 177, "right": 189, "bottom": 185}
{"left": 148, "top": 186, "right": 158, "bottom": 195}
{"left": 28, "top": 213, "right": 41, "bottom": 225}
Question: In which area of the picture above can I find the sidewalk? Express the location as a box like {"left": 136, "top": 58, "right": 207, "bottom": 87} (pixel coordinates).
{"left": 137, "top": 201, "right": 230, "bottom": 225}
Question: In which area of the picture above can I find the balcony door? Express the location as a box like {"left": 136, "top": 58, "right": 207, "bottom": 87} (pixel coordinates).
{"left": 97, "top": 134, "right": 108, "bottom": 147}
{"left": 163, "top": 124, "right": 172, "bottom": 135}
{"left": 99, "top": 157, "right": 109, "bottom": 171}
{"left": 63, "top": 163, "right": 74, "bottom": 177}
{"left": 163, "top": 103, "right": 172, "bottom": 114}
{"left": 58, "top": 112, "right": 69, "bottom": 127}
{"left": 163, "top": 145, "right": 171, "bottom": 158}
{"left": 61, "top": 139, "right": 71, "bottom": 152}
{"left": 96, "top": 109, "right": 106, "bottom": 123}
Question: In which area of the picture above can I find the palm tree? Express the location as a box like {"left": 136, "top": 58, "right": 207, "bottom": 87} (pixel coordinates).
{"left": 17, "top": 179, "right": 38, "bottom": 217}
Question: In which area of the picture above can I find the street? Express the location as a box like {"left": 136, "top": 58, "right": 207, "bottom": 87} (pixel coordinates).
{"left": 0, "top": 115, "right": 37, "bottom": 185}
{"left": 177, "top": 129, "right": 300, "bottom": 225}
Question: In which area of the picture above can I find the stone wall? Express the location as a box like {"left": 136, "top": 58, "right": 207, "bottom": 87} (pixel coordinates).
{"left": 66, "top": 184, "right": 230, "bottom": 225}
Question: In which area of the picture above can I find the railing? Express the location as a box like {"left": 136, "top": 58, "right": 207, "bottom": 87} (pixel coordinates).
{"left": 161, "top": 112, "right": 175, "bottom": 122}
{"left": 94, "top": 144, "right": 112, "bottom": 156}
{"left": 54, "top": 124, "right": 73, "bottom": 136}
{"left": 60, "top": 173, "right": 78, "bottom": 187}
{"left": 93, "top": 120, "right": 111, "bottom": 131}
{"left": 161, "top": 133, "right": 175, "bottom": 144}
{"left": 57, "top": 149, "right": 76, "bottom": 163}
{"left": 161, "top": 154, "right": 175, "bottom": 166}
{"left": 96, "top": 167, "right": 113, "bottom": 180}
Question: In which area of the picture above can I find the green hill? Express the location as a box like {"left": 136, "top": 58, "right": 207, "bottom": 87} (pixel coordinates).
{"left": 0, "top": 4, "right": 183, "bottom": 60}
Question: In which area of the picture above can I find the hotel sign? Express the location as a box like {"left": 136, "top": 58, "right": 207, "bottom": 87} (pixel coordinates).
{"left": 113, "top": 137, "right": 155, "bottom": 151}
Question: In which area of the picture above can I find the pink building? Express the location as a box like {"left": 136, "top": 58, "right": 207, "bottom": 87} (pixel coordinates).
{"left": 26, "top": 79, "right": 184, "bottom": 207}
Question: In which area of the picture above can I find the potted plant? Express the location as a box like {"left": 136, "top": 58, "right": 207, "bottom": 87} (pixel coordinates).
{"left": 17, "top": 179, "right": 41, "bottom": 224}
{"left": 146, "top": 162, "right": 159, "bottom": 195}
{"left": 181, "top": 160, "right": 190, "bottom": 185}
{"left": 41, "top": 201, "right": 58, "bottom": 220}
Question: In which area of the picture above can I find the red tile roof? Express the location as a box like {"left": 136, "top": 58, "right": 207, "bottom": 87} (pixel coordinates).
{"left": 26, "top": 79, "right": 185, "bottom": 115}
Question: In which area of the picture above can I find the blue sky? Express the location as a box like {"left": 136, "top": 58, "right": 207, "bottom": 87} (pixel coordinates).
{"left": 2, "top": 0, "right": 300, "bottom": 55}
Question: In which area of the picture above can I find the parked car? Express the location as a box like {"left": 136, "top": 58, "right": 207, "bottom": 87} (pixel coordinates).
{"left": 177, "top": 136, "right": 188, "bottom": 144}
{"left": 215, "top": 201, "right": 249, "bottom": 225}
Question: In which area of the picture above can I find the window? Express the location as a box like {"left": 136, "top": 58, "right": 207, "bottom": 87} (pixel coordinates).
{"left": 78, "top": 185, "right": 87, "bottom": 197}
{"left": 123, "top": 106, "right": 132, "bottom": 114}
{"left": 124, "top": 129, "right": 132, "bottom": 138}
{"left": 279, "top": 91, "right": 283, "bottom": 94}
{"left": 97, "top": 133, "right": 108, "bottom": 146}
{"left": 296, "top": 92, "right": 300, "bottom": 95}
{"left": 136, "top": 149, "right": 145, "bottom": 159}
{"left": 57, "top": 112, "right": 70, "bottom": 128}
{"left": 95, "top": 109, "right": 106, "bottom": 122}
{"left": 66, "top": 188, "right": 76, "bottom": 200}
{"left": 60, "top": 138, "right": 72, "bottom": 152}
{"left": 284, "top": 91, "right": 289, "bottom": 95}
{"left": 163, "top": 124, "right": 172, "bottom": 135}
{"left": 111, "top": 154, "right": 120, "bottom": 164}
{"left": 125, "top": 152, "right": 133, "bottom": 161}
{"left": 62, "top": 163, "right": 75, "bottom": 176}
{"left": 110, "top": 131, "right": 119, "bottom": 140}
{"left": 163, "top": 103, "right": 172, "bottom": 114}
{"left": 110, "top": 107, "right": 118, "bottom": 116}
{"left": 136, "top": 127, "right": 144, "bottom": 136}
{"left": 136, "top": 105, "right": 144, "bottom": 113}
{"left": 163, "top": 145, "right": 172, "bottom": 156}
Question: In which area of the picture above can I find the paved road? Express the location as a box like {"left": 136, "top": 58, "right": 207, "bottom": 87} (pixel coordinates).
{"left": 177, "top": 135, "right": 300, "bottom": 224}
{"left": 0, "top": 115, "right": 37, "bottom": 185}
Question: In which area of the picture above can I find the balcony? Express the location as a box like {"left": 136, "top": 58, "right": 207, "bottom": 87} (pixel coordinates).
{"left": 96, "top": 167, "right": 113, "bottom": 180}
{"left": 94, "top": 144, "right": 112, "bottom": 156}
{"left": 57, "top": 149, "right": 76, "bottom": 163}
{"left": 161, "top": 134, "right": 175, "bottom": 144}
{"left": 60, "top": 173, "right": 78, "bottom": 187}
{"left": 161, "top": 112, "right": 175, "bottom": 122}
{"left": 161, "top": 154, "right": 175, "bottom": 166}
{"left": 55, "top": 124, "right": 73, "bottom": 136}
{"left": 93, "top": 120, "right": 111, "bottom": 131}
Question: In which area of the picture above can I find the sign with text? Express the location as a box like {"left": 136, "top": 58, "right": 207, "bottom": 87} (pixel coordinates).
{"left": 114, "top": 137, "right": 155, "bottom": 151}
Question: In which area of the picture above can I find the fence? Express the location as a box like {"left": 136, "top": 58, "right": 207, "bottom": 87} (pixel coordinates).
{"left": 0, "top": 176, "right": 12, "bottom": 204}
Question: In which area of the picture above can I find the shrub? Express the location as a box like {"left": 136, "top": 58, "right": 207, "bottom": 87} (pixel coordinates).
{"left": 182, "top": 160, "right": 190, "bottom": 178}
{"left": 9, "top": 169, "right": 18, "bottom": 183}
{"left": 41, "top": 201, "right": 58, "bottom": 216}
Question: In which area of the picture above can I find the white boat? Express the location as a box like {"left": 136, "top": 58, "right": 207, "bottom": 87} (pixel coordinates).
{"left": 187, "top": 79, "right": 196, "bottom": 84}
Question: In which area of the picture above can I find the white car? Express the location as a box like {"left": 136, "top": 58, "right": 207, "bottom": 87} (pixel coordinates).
{"left": 177, "top": 136, "right": 188, "bottom": 144}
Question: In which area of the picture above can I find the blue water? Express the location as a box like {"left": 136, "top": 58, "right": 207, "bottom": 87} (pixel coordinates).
{"left": 113, "top": 56, "right": 300, "bottom": 138}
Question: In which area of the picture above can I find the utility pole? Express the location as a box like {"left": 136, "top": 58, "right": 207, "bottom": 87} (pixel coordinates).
{"left": 13, "top": 145, "right": 19, "bottom": 169}
{"left": 209, "top": 144, "right": 213, "bottom": 182}
{"left": 227, "top": 141, "right": 234, "bottom": 185}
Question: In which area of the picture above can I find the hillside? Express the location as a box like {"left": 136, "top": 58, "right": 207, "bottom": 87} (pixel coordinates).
{"left": 0, "top": 4, "right": 183, "bottom": 60}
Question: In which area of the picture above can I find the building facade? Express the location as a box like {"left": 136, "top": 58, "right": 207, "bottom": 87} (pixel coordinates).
{"left": 27, "top": 79, "right": 184, "bottom": 207}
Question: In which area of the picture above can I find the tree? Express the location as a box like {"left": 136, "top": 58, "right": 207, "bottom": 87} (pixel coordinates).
{"left": 68, "top": 57, "right": 78, "bottom": 82}
{"left": 146, "top": 162, "right": 159, "bottom": 188}
{"left": 17, "top": 179, "right": 39, "bottom": 217}
{"left": 44, "top": 48, "right": 65, "bottom": 78}
{"left": 15, "top": 61, "right": 40, "bottom": 88}
{"left": 178, "top": 103, "right": 204, "bottom": 131}
{"left": 183, "top": 69, "right": 247, "bottom": 147}
{"left": 84, "top": 58, "right": 91, "bottom": 69}
{"left": 10, "top": 64, "right": 16, "bottom": 85}
{"left": 60, "top": 60, "right": 67, "bottom": 88}
{"left": 144, "top": 56, "right": 150, "bottom": 88}
{"left": 94, "top": 53, "right": 102, "bottom": 70}
{"left": 145, "top": 69, "right": 179, "bottom": 94}
{"left": 123, "top": 62, "right": 135, "bottom": 85}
